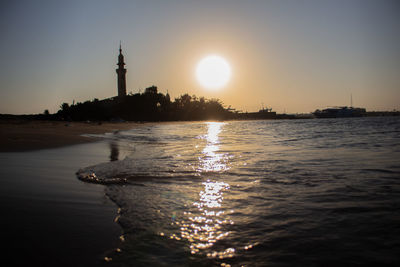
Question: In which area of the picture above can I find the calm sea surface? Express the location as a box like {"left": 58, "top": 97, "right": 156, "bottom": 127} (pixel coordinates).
{"left": 78, "top": 117, "right": 400, "bottom": 266}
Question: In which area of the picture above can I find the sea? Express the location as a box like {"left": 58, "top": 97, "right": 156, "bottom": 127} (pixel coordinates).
{"left": 76, "top": 117, "right": 400, "bottom": 266}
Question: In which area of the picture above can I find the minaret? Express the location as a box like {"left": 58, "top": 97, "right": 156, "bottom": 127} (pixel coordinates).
{"left": 116, "top": 43, "right": 127, "bottom": 98}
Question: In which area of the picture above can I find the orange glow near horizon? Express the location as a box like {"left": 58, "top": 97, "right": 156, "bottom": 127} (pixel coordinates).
{"left": 1, "top": 2, "right": 399, "bottom": 114}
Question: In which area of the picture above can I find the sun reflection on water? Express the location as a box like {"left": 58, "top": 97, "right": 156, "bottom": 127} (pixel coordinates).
{"left": 198, "top": 122, "right": 230, "bottom": 172}
{"left": 177, "top": 122, "right": 235, "bottom": 259}
{"left": 178, "top": 179, "right": 234, "bottom": 257}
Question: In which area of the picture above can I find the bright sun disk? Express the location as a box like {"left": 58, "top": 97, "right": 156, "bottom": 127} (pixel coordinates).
{"left": 196, "top": 55, "right": 231, "bottom": 90}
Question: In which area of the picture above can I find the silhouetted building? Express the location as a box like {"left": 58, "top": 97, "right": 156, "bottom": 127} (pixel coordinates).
{"left": 145, "top": 85, "right": 158, "bottom": 94}
{"left": 116, "top": 44, "right": 127, "bottom": 98}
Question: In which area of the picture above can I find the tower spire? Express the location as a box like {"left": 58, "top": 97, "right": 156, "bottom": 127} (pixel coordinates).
{"left": 116, "top": 42, "right": 127, "bottom": 98}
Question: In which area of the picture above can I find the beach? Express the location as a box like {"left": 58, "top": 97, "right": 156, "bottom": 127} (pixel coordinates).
{"left": 0, "top": 120, "right": 141, "bottom": 152}
{"left": 0, "top": 120, "right": 141, "bottom": 266}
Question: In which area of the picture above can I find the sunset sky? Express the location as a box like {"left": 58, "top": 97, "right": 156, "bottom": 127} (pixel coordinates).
{"left": 1, "top": 0, "right": 399, "bottom": 114}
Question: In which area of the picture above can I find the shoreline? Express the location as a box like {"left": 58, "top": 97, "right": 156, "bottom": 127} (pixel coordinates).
{"left": 4, "top": 116, "right": 397, "bottom": 152}
{"left": 0, "top": 120, "right": 142, "bottom": 152}
{"left": 0, "top": 141, "right": 123, "bottom": 266}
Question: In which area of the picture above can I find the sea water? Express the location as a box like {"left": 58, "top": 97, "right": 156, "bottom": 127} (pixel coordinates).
{"left": 77, "top": 117, "right": 400, "bottom": 266}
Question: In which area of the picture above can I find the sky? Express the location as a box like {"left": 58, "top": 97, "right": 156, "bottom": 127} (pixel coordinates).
{"left": 0, "top": 0, "right": 399, "bottom": 114}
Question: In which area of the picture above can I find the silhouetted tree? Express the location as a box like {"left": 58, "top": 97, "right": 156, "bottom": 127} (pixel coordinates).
{"left": 60, "top": 103, "right": 69, "bottom": 111}
{"left": 55, "top": 86, "right": 234, "bottom": 121}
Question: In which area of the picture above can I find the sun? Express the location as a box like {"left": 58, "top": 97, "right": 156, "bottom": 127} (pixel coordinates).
{"left": 196, "top": 55, "right": 231, "bottom": 90}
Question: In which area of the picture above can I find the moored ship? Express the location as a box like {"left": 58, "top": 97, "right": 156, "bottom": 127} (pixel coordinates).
{"left": 314, "top": 106, "right": 366, "bottom": 118}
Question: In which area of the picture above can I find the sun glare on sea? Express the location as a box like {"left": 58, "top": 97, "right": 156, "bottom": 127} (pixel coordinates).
{"left": 196, "top": 55, "right": 231, "bottom": 90}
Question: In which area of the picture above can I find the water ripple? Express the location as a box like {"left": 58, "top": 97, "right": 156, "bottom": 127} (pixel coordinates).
{"left": 77, "top": 117, "right": 400, "bottom": 266}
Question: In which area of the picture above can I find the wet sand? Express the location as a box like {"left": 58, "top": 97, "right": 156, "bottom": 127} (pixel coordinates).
{"left": 0, "top": 120, "right": 144, "bottom": 266}
{"left": 0, "top": 140, "right": 124, "bottom": 267}
{"left": 0, "top": 120, "right": 141, "bottom": 152}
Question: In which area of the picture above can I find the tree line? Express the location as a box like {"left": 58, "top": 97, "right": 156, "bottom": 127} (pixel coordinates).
{"left": 56, "top": 86, "right": 234, "bottom": 121}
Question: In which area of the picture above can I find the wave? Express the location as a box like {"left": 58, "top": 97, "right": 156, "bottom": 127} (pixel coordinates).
{"left": 75, "top": 118, "right": 400, "bottom": 266}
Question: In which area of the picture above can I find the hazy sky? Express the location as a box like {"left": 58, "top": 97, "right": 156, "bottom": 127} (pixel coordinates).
{"left": 1, "top": 0, "right": 399, "bottom": 114}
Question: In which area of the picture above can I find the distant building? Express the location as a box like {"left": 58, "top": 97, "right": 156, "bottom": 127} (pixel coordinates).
{"left": 145, "top": 85, "right": 158, "bottom": 94}
{"left": 116, "top": 44, "right": 127, "bottom": 98}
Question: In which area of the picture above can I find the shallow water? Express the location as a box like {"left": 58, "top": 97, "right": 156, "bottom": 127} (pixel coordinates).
{"left": 78, "top": 117, "right": 400, "bottom": 266}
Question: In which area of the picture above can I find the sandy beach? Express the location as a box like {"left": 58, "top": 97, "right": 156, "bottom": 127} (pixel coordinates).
{"left": 0, "top": 136, "right": 125, "bottom": 266}
{"left": 0, "top": 120, "right": 142, "bottom": 266}
{"left": 0, "top": 120, "right": 141, "bottom": 152}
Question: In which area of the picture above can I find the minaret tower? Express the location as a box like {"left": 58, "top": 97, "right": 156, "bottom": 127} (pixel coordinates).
{"left": 116, "top": 43, "right": 127, "bottom": 98}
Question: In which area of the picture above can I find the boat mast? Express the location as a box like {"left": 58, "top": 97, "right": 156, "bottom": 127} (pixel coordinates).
{"left": 350, "top": 93, "right": 353, "bottom": 108}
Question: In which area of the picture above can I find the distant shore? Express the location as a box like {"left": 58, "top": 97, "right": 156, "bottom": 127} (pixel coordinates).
{"left": 2, "top": 111, "right": 399, "bottom": 152}
{"left": 0, "top": 120, "right": 141, "bottom": 152}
